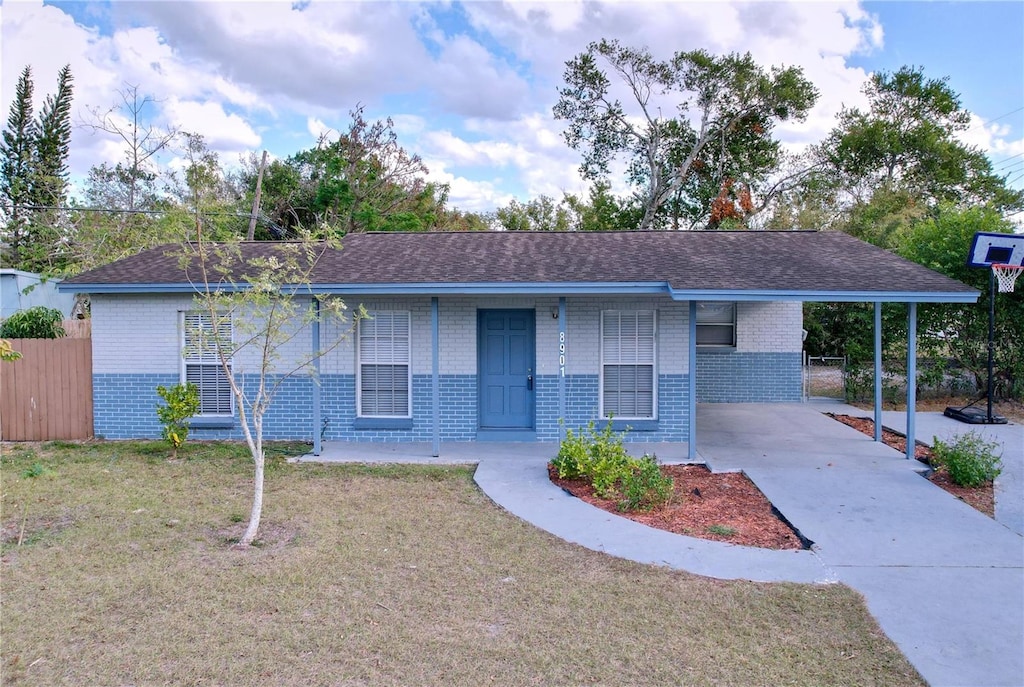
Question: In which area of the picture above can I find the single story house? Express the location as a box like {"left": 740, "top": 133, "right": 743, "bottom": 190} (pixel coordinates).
{"left": 59, "top": 230, "right": 978, "bottom": 458}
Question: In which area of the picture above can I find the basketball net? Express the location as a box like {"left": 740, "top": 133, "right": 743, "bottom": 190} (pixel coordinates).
{"left": 992, "top": 264, "right": 1023, "bottom": 293}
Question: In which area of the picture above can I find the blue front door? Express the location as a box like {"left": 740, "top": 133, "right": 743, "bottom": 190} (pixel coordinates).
{"left": 478, "top": 310, "right": 535, "bottom": 429}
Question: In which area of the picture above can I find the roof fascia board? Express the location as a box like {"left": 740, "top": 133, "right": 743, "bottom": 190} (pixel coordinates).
{"left": 667, "top": 287, "right": 979, "bottom": 303}
{"left": 60, "top": 281, "right": 979, "bottom": 304}
{"left": 59, "top": 281, "right": 671, "bottom": 296}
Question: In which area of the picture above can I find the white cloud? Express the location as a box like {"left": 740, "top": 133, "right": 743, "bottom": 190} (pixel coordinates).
{"left": 3, "top": 0, "right": 1018, "bottom": 214}
{"left": 959, "top": 113, "right": 1024, "bottom": 158}
{"left": 162, "top": 99, "right": 261, "bottom": 152}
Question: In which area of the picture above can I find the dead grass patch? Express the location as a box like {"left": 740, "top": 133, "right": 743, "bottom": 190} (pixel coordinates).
{"left": 0, "top": 441, "right": 923, "bottom": 686}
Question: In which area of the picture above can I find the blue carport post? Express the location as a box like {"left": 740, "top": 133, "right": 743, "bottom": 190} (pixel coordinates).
{"left": 874, "top": 302, "right": 882, "bottom": 442}
{"left": 312, "top": 297, "right": 322, "bottom": 456}
{"left": 688, "top": 300, "right": 697, "bottom": 462}
{"left": 432, "top": 297, "right": 440, "bottom": 458}
{"left": 558, "top": 297, "right": 566, "bottom": 441}
{"left": 905, "top": 302, "right": 917, "bottom": 460}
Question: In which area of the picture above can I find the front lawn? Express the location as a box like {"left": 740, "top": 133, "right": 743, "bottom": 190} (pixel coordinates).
{"left": 1, "top": 441, "right": 922, "bottom": 686}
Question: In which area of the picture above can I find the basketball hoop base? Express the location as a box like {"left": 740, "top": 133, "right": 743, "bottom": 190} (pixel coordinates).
{"left": 943, "top": 405, "right": 1008, "bottom": 425}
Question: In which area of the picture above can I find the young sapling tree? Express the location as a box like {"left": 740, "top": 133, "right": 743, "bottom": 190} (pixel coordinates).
{"left": 183, "top": 232, "right": 358, "bottom": 547}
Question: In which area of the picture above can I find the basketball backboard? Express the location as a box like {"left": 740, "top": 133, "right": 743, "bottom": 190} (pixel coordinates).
{"left": 967, "top": 231, "right": 1024, "bottom": 268}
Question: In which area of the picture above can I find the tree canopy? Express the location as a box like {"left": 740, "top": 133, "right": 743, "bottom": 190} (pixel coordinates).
{"left": 553, "top": 39, "right": 818, "bottom": 230}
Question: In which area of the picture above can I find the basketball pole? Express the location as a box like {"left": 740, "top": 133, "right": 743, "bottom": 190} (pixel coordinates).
{"left": 986, "top": 268, "right": 996, "bottom": 423}
{"left": 943, "top": 263, "right": 1008, "bottom": 425}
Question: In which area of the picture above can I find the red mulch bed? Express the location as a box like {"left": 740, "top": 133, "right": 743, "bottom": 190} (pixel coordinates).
{"left": 827, "top": 414, "right": 995, "bottom": 518}
{"left": 549, "top": 464, "right": 806, "bottom": 550}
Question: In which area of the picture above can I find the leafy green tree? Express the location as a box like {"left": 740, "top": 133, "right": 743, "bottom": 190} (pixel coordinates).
{"left": 252, "top": 106, "right": 448, "bottom": 236}
{"left": 819, "top": 66, "right": 1024, "bottom": 231}
{"left": 563, "top": 181, "right": 641, "bottom": 232}
{"left": 0, "top": 306, "right": 66, "bottom": 339}
{"left": 490, "top": 195, "right": 573, "bottom": 232}
{"left": 897, "top": 206, "right": 1023, "bottom": 399}
{"left": 553, "top": 39, "right": 818, "bottom": 230}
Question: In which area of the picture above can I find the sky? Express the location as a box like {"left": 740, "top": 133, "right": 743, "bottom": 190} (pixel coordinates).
{"left": 1, "top": 0, "right": 1022, "bottom": 214}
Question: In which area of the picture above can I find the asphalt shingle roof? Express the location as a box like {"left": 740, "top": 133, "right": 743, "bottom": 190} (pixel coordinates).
{"left": 62, "top": 230, "right": 977, "bottom": 299}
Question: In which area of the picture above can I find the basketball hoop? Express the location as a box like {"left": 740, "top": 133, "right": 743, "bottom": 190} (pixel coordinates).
{"left": 992, "top": 264, "right": 1023, "bottom": 293}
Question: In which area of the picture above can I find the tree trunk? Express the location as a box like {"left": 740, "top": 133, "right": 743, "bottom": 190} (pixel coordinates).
{"left": 239, "top": 445, "right": 265, "bottom": 546}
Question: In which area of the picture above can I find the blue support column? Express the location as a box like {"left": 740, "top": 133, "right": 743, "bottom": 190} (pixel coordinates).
{"left": 874, "top": 302, "right": 883, "bottom": 442}
{"left": 688, "top": 300, "right": 697, "bottom": 461}
{"left": 432, "top": 297, "right": 440, "bottom": 458}
{"left": 906, "top": 302, "right": 917, "bottom": 460}
{"left": 312, "top": 297, "right": 322, "bottom": 456}
{"left": 558, "top": 297, "right": 566, "bottom": 441}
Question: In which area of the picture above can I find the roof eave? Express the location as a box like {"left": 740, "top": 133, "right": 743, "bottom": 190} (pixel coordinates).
{"left": 666, "top": 287, "right": 980, "bottom": 303}
{"left": 60, "top": 281, "right": 980, "bottom": 303}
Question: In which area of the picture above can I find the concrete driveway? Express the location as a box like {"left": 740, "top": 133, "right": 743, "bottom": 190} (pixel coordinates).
{"left": 694, "top": 402, "right": 1023, "bottom": 687}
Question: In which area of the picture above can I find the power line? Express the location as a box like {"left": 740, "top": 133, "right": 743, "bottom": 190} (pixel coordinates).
{"left": 968, "top": 106, "right": 1024, "bottom": 132}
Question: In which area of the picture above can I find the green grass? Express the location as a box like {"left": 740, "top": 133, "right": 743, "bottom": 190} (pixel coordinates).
{"left": 0, "top": 440, "right": 923, "bottom": 686}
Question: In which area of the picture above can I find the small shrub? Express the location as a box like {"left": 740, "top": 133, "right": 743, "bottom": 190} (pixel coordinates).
{"left": 551, "top": 425, "right": 590, "bottom": 479}
{"left": 587, "top": 422, "right": 634, "bottom": 498}
{"left": 551, "top": 421, "right": 637, "bottom": 498}
{"left": 0, "top": 306, "right": 65, "bottom": 339}
{"left": 931, "top": 432, "right": 1002, "bottom": 488}
{"left": 156, "top": 383, "right": 200, "bottom": 459}
{"left": 619, "top": 454, "right": 674, "bottom": 512}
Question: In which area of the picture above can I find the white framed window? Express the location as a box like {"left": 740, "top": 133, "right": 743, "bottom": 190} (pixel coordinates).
{"left": 601, "top": 310, "right": 656, "bottom": 420}
{"left": 181, "top": 312, "right": 234, "bottom": 416}
{"left": 696, "top": 302, "right": 736, "bottom": 347}
{"left": 358, "top": 310, "right": 411, "bottom": 418}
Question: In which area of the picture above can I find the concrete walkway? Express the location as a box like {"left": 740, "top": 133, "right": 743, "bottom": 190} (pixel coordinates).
{"left": 300, "top": 404, "right": 1023, "bottom": 687}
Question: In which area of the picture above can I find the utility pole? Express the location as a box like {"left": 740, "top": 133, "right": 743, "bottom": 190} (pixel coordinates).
{"left": 246, "top": 150, "right": 268, "bottom": 241}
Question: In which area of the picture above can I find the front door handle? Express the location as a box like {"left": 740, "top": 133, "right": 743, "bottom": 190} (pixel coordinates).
{"left": 527, "top": 374, "right": 533, "bottom": 390}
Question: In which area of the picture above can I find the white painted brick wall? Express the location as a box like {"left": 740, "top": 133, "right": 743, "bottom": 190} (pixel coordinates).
{"left": 94, "top": 293, "right": 801, "bottom": 378}
{"left": 736, "top": 301, "right": 803, "bottom": 353}
{"left": 93, "top": 293, "right": 321, "bottom": 376}
{"left": 564, "top": 296, "right": 690, "bottom": 375}
{"left": 92, "top": 294, "right": 190, "bottom": 374}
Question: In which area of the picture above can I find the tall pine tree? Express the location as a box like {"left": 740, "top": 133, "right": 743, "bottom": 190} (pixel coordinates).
{"left": 0, "top": 66, "right": 38, "bottom": 267}
{"left": 0, "top": 64, "right": 74, "bottom": 271}
{"left": 35, "top": 65, "right": 74, "bottom": 209}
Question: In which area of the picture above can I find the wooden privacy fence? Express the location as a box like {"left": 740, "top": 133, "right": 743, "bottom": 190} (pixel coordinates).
{"left": 1, "top": 337, "right": 93, "bottom": 441}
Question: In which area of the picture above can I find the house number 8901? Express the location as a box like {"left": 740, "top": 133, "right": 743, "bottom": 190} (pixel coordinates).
{"left": 559, "top": 331, "right": 566, "bottom": 377}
